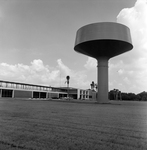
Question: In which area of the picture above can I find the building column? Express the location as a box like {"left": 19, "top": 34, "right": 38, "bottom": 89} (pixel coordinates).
{"left": 0, "top": 89, "right": 1, "bottom": 98}
{"left": 32, "top": 91, "right": 33, "bottom": 99}
{"left": 12, "top": 90, "right": 14, "bottom": 98}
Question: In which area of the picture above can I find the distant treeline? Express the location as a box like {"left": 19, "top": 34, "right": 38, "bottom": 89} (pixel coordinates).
{"left": 109, "top": 89, "right": 147, "bottom": 101}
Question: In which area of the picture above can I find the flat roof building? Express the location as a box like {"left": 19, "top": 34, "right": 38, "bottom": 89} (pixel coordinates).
{"left": 0, "top": 80, "right": 96, "bottom": 100}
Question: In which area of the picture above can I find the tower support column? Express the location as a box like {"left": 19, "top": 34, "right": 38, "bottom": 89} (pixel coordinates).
{"left": 97, "top": 57, "right": 109, "bottom": 103}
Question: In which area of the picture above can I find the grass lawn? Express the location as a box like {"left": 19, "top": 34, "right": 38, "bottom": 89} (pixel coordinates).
{"left": 0, "top": 98, "right": 147, "bottom": 150}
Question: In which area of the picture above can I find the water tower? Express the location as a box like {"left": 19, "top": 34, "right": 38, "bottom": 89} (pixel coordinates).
{"left": 74, "top": 22, "right": 133, "bottom": 103}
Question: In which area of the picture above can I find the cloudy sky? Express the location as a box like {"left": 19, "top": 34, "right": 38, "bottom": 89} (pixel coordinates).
{"left": 0, "top": 0, "right": 146, "bottom": 94}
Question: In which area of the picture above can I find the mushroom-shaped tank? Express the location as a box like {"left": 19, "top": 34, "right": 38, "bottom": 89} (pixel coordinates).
{"left": 74, "top": 22, "right": 133, "bottom": 103}
{"left": 74, "top": 22, "right": 133, "bottom": 59}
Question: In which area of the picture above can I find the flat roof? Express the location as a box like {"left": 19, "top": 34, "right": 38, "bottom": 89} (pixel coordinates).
{"left": 0, "top": 80, "right": 61, "bottom": 90}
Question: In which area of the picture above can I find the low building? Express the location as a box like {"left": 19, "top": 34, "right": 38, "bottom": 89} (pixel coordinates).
{"left": 59, "top": 87, "right": 97, "bottom": 100}
{"left": 0, "top": 80, "right": 67, "bottom": 99}
{"left": 0, "top": 80, "right": 97, "bottom": 100}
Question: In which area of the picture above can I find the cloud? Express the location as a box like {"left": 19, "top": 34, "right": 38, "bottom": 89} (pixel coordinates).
{"left": 0, "top": 59, "right": 60, "bottom": 86}
{"left": 117, "top": 0, "right": 147, "bottom": 50}
{"left": 118, "top": 69, "right": 124, "bottom": 75}
{"left": 0, "top": 59, "right": 90, "bottom": 89}
{"left": 84, "top": 0, "right": 147, "bottom": 93}
{"left": 57, "top": 59, "right": 71, "bottom": 75}
{"left": 111, "top": 0, "right": 147, "bottom": 93}
{"left": 84, "top": 57, "right": 97, "bottom": 70}
{"left": 57, "top": 59, "right": 90, "bottom": 88}
{"left": 84, "top": 56, "right": 125, "bottom": 71}
{"left": 123, "top": 77, "right": 131, "bottom": 85}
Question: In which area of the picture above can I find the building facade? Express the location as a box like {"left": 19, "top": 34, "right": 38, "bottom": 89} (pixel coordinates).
{"left": 60, "top": 87, "right": 97, "bottom": 100}
{"left": 0, "top": 80, "right": 67, "bottom": 99}
{"left": 0, "top": 80, "right": 97, "bottom": 100}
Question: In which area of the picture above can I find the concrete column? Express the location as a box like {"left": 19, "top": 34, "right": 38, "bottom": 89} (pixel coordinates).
{"left": 97, "top": 57, "right": 109, "bottom": 103}
{"left": 32, "top": 91, "right": 33, "bottom": 99}
{"left": 0, "top": 89, "right": 1, "bottom": 98}
{"left": 12, "top": 90, "right": 14, "bottom": 98}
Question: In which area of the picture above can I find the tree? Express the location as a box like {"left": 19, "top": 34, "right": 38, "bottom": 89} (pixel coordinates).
{"left": 90, "top": 81, "right": 97, "bottom": 91}
{"left": 109, "top": 90, "right": 142, "bottom": 101}
{"left": 137, "top": 91, "right": 147, "bottom": 101}
{"left": 109, "top": 89, "right": 122, "bottom": 100}
{"left": 121, "top": 92, "right": 139, "bottom": 101}
{"left": 109, "top": 90, "right": 115, "bottom": 100}
{"left": 90, "top": 81, "right": 94, "bottom": 90}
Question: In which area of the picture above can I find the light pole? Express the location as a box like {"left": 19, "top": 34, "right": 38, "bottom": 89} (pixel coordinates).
{"left": 66, "top": 76, "right": 70, "bottom": 99}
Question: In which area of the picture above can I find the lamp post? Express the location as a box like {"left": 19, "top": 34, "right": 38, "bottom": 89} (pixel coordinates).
{"left": 66, "top": 76, "right": 70, "bottom": 99}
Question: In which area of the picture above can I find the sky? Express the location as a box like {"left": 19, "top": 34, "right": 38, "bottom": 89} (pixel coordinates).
{"left": 0, "top": 0, "right": 146, "bottom": 94}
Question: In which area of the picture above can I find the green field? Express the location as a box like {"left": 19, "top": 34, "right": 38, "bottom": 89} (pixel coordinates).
{"left": 0, "top": 99, "right": 147, "bottom": 150}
